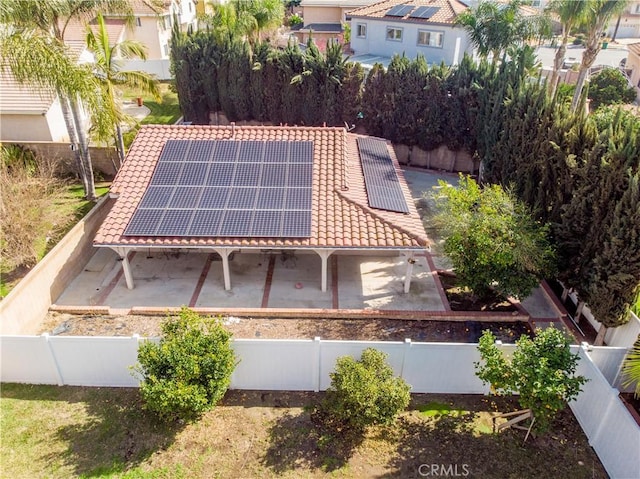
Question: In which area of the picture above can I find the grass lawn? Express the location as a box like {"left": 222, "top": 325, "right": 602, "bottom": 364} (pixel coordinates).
{"left": 122, "top": 83, "right": 182, "bottom": 148}
{"left": 0, "top": 385, "right": 606, "bottom": 478}
{"left": 0, "top": 182, "right": 109, "bottom": 298}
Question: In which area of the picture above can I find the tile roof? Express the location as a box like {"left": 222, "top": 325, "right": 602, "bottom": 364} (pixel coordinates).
{"left": 629, "top": 43, "right": 640, "bottom": 57}
{"left": 347, "top": 0, "right": 468, "bottom": 25}
{"left": 62, "top": 17, "right": 127, "bottom": 45}
{"left": 95, "top": 125, "right": 430, "bottom": 250}
{"left": 0, "top": 71, "right": 56, "bottom": 114}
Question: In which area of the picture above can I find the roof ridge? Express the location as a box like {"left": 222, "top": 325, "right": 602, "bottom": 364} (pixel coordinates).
{"left": 335, "top": 189, "right": 430, "bottom": 247}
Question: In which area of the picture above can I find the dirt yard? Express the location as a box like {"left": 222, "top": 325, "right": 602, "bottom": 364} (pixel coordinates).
{"left": 40, "top": 312, "right": 532, "bottom": 343}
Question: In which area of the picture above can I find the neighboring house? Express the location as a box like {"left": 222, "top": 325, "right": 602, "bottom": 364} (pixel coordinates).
{"left": 627, "top": 42, "right": 640, "bottom": 101}
{"left": 95, "top": 125, "right": 429, "bottom": 293}
{"left": 607, "top": 1, "right": 640, "bottom": 39}
{"left": 295, "top": 0, "right": 372, "bottom": 50}
{"left": 347, "top": 0, "right": 472, "bottom": 68}
{"left": 0, "top": 41, "right": 92, "bottom": 143}
{"left": 0, "top": 73, "right": 70, "bottom": 142}
{"left": 99, "top": 0, "right": 198, "bottom": 79}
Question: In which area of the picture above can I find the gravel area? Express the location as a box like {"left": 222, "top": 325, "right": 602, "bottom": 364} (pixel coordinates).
{"left": 40, "top": 312, "right": 532, "bottom": 343}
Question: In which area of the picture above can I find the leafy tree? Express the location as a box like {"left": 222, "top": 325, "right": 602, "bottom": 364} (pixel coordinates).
{"left": 587, "top": 67, "right": 636, "bottom": 109}
{"left": 313, "top": 348, "right": 410, "bottom": 433}
{"left": 476, "top": 327, "right": 588, "bottom": 432}
{"left": 135, "top": 308, "right": 236, "bottom": 421}
{"left": 86, "top": 13, "right": 160, "bottom": 166}
{"left": 570, "top": 0, "right": 629, "bottom": 112}
{"left": 546, "top": 0, "right": 588, "bottom": 97}
{"left": 433, "top": 176, "right": 556, "bottom": 300}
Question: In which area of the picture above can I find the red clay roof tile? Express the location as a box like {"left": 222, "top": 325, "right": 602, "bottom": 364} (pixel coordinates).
{"left": 95, "top": 125, "right": 430, "bottom": 250}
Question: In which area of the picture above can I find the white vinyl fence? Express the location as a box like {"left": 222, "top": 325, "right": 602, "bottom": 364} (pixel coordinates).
{"left": 569, "top": 347, "right": 640, "bottom": 479}
{"left": 0, "top": 335, "right": 493, "bottom": 393}
{"left": 1, "top": 335, "right": 638, "bottom": 478}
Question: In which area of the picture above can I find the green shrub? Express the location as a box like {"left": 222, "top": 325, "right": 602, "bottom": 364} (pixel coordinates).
{"left": 588, "top": 68, "right": 637, "bottom": 109}
{"left": 476, "top": 327, "right": 587, "bottom": 432}
{"left": 135, "top": 308, "right": 236, "bottom": 421}
{"left": 288, "top": 14, "right": 303, "bottom": 27}
{"left": 572, "top": 35, "right": 583, "bottom": 45}
{"left": 433, "top": 176, "right": 556, "bottom": 300}
{"left": 314, "top": 348, "right": 411, "bottom": 433}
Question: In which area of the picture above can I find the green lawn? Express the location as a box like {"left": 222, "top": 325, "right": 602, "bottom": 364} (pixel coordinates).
{"left": 122, "top": 83, "right": 182, "bottom": 148}
{"left": 0, "top": 385, "right": 607, "bottom": 479}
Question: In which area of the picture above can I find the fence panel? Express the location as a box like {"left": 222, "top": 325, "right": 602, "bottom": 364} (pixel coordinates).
{"left": 0, "top": 336, "right": 60, "bottom": 384}
{"left": 569, "top": 348, "right": 640, "bottom": 479}
{"left": 231, "top": 339, "right": 317, "bottom": 391}
{"left": 402, "top": 343, "right": 490, "bottom": 394}
{"left": 48, "top": 336, "right": 140, "bottom": 387}
{"left": 586, "top": 346, "right": 629, "bottom": 387}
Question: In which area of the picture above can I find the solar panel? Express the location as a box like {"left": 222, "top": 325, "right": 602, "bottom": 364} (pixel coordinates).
{"left": 386, "top": 4, "right": 414, "bottom": 16}
{"left": 410, "top": 6, "right": 440, "bottom": 18}
{"left": 357, "top": 137, "right": 410, "bottom": 214}
{"left": 125, "top": 140, "right": 314, "bottom": 238}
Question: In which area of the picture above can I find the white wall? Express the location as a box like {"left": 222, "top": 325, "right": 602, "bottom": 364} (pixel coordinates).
{"left": 569, "top": 347, "right": 640, "bottom": 479}
{"left": 350, "top": 19, "right": 472, "bottom": 65}
{"left": 2, "top": 335, "right": 637, "bottom": 478}
{"left": 122, "top": 59, "right": 172, "bottom": 80}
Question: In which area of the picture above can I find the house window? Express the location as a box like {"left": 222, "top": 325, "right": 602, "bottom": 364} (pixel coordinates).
{"left": 634, "top": 3, "right": 640, "bottom": 13}
{"left": 356, "top": 23, "right": 367, "bottom": 38}
{"left": 163, "top": 43, "right": 170, "bottom": 56}
{"left": 136, "top": 17, "right": 142, "bottom": 27}
{"left": 417, "top": 30, "right": 444, "bottom": 48}
{"left": 386, "top": 27, "right": 403, "bottom": 42}
{"left": 189, "top": 1, "right": 192, "bottom": 13}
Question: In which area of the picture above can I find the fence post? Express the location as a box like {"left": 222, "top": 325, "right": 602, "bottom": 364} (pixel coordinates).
{"left": 400, "top": 338, "right": 411, "bottom": 379}
{"left": 313, "top": 337, "right": 321, "bottom": 392}
{"left": 42, "top": 333, "right": 64, "bottom": 386}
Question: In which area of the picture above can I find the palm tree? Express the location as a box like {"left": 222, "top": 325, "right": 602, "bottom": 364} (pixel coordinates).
{"left": 86, "top": 14, "right": 161, "bottom": 166}
{"left": 622, "top": 337, "right": 640, "bottom": 397}
{"left": 546, "top": 0, "right": 588, "bottom": 98}
{"left": 0, "top": 0, "right": 136, "bottom": 199}
{"left": 206, "top": 0, "right": 284, "bottom": 45}
{"left": 570, "top": 0, "right": 629, "bottom": 112}
{"left": 456, "top": 0, "right": 550, "bottom": 65}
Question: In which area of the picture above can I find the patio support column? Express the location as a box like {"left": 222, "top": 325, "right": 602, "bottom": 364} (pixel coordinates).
{"left": 315, "top": 249, "right": 336, "bottom": 292}
{"left": 404, "top": 252, "right": 415, "bottom": 294}
{"left": 214, "top": 248, "right": 233, "bottom": 291}
{"left": 115, "top": 247, "right": 134, "bottom": 290}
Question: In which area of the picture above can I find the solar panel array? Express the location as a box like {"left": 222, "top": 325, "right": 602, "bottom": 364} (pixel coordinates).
{"left": 386, "top": 4, "right": 414, "bottom": 16}
{"left": 357, "top": 138, "right": 410, "bottom": 214}
{"left": 409, "top": 6, "right": 440, "bottom": 19}
{"left": 124, "top": 140, "right": 314, "bottom": 238}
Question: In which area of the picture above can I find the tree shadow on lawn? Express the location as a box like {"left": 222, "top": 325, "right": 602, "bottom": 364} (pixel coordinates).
{"left": 261, "top": 399, "right": 365, "bottom": 474}
{"left": 379, "top": 395, "right": 608, "bottom": 479}
{"left": 3, "top": 384, "right": 185, "bottom": 477}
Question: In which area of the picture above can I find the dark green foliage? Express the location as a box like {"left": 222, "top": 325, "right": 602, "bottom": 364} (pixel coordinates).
{"left": 588, "top": 68, "right": 637, "bottom": 109}
{"left": 314, "top": 348, "right": 411, "bottom": 433}
{"left": 476, "top": 327, "right": 587, "bottom": 432}
{"left": 433, "top": 176, "right": 556, "bottom": 300}
{"left": 135, "top": 308, "right": 236, "bottom": 421}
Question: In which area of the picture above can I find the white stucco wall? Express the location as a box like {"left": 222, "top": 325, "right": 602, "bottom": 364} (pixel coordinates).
{"left": 349, "top": 19, "right": 471, "bottom": 65}
{"left": 628, "top": 51, "right": 640, "bottom": 101}
{"left": 0, "top": 97, "right": 70, "bottom": 142}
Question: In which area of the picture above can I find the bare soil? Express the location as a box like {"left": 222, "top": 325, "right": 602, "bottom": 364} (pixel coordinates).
{"left": 40, "top": 311, "right": 532, "bottom": 343}
{"left": 439, "top": 273, "right": 518, "bottom": 312}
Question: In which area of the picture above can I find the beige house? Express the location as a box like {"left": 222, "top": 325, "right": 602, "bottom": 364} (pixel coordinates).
{"left": 295, "top": 0, "right": 372, "bottom": 50}
{"left": 627, "top": 43, "right": 640, "bottom": 101}
{"left": 607, "top": 1, "right": 640, "bottom": 39}
{"left": 101, "top": 0, "right": 198, "bottom": 79}
{"left": 0, "top": 73, "right": 70, "bottom": 142}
